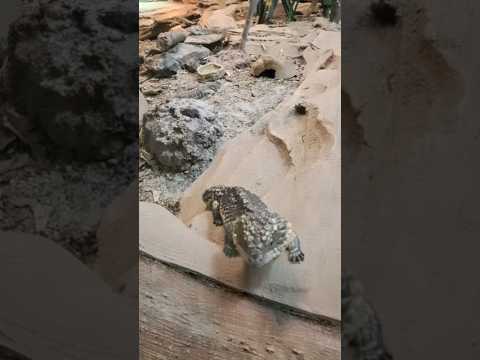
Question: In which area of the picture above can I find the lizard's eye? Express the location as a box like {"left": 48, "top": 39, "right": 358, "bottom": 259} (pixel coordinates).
{"left": 211, "top": 200, "right": 219, "bottom": 210}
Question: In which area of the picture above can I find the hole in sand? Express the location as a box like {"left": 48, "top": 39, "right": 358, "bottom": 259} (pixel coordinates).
{"left": 258, "top": 69, "right": 276, "bottom": 79}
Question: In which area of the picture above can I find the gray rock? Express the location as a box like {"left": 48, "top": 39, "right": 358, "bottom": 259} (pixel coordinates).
{"left": 186, "top": 26, "right": 210, "bottom": 36}
{"left": 143, "top": 99, "right": 223, "bottom": 171}
{"left": 185, "top": 33, "right": 225, "bottom": 50}
{"left": 145, "top": 43, "right": 211, "bottom": 78}
{"left": 5, "top": 0, "right": 138, "bottom": 161}
{"left": 156, "top": 31, "right": 187, "bottom": 52}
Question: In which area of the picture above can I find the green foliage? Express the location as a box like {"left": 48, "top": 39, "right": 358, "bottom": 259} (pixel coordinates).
{"left": 281, "top": 0, "right": 301, "bottom": 22}
{"left": 322, "top": 0, "right": 340, "bottom": 22}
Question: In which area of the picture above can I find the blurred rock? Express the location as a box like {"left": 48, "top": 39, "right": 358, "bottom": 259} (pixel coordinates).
{"left": 6, "top": 0, "right": 137, "bottom": 161}
{"left": 187, "top": 25, "right": 210, "bottom": 36}
{"left": 144, "top": 43, "right": 211, "bottom": 78}
{"left": 202, "top": 10, "right": 237, "bottom": 32}
{"left": 139, "top": 4, "right": 198, "bottom": 40}
{"left": 143, "top": 99, "right": 223, "bottom": 171}
{"left": 197, "top": 63, "right": 225, "bottom": 81}
{"left": 156, "top": 31, "right": 187, "bottom": 52}
{"left": 185, "top": 33, "right": 225, "bottom": 50}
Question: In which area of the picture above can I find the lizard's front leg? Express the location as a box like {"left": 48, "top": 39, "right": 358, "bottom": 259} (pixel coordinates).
{"left": 287, "top": 236, "right": 305, "bottom": 263}
{"left": 223, "top": 222, "right": 240, "bottom": 257}
{"left": 210, "top": 200, "right": 224, "bottom": 226}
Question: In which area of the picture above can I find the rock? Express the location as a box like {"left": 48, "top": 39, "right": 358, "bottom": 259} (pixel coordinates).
{"left": 266, "top": 346, "right": 275, "bottom": 353}
{"left": 185, "top": 33, "right": 225, "bottom": 50}
{"left": 141, "top": 85, "right": 163, "bottom": 97}
{"left": 202, "top": 10, "right": 237, "bottom": 32}
{"left": 139, "top": 4, "right": 198, "bottom": 40}
{"left": 296, "top": 2, "right": 314, "bottom": 16}
{"left": 170, "top": 24, "right": 187, "bottom": 32}
{"left": 197, "top": 63, "right": 225, "bottom": 81}
{"left": 32, "top": 203, "right": 52, "bottom": 233}
{"left": 143, "top": 99, "right": 223, "bottom": 171}
{"left": 177, "top": 81, "right": 222, "bottom": 99}
{"left": 6, "top": 0, "right": 138, "bottom": 161}
{"left": 145, "top": 43, "right": 211, "bottom": 78}
{"left": 186, "top": 25, "right": 210, "bottom": 36}
{"left": 251, "top": 55, "right": 297, "bottom": 79}
{"left": 313, "top": 16, "right": 341, "bottom": 31}
{"left": 156, "top": 31, "right": 187, "bottom": 52}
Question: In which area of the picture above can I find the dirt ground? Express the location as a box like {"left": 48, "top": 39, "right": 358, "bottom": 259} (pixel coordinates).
{"left": 139, "top": 16, "right": 337, "bottom": 213}
{"left": 0, "top": 142, "right": 135, "bottom": 264}
{"left": 139, "top": 53, "right": 300, "bottom": 211}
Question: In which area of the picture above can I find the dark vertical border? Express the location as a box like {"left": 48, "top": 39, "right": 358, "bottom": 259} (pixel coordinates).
{"left": 343, "top": 0, "right": 480, "bottom": 359}
{"left": 0, "top": 1, "right": 139, "bottom": 359}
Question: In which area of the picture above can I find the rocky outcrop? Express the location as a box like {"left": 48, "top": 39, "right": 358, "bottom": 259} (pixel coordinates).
{"left": 156, "top": 31, "right": 187, "bottom": 52}
{"left": 177, "top": 31, "right": 341, "bottom": 318}
{"left": 139, "top": 4, "right": 198, "bottom": 40}
{"left": 143, "top": 98, "right": 223, "bottom": 171}
{"left": 179, "top": 30, "right": 340, "bottom": 225}
{"left": 144, "top": 43, "right": 211, "bottom": 78}
{"left": 200, "top": 9, "right": 237, "bottom": 31}
{"left": 6, "top": 0, "right": 138, "bottom": 160}
{"left": 185, "top": 33, "right": 225, "bottom": 50}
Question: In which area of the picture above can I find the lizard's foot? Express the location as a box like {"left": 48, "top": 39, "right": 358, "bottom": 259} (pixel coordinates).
{"left": 288, "top": 248, "right": 305, "bottom": 263}
{"left": 223, "top": 245, "right": 240, "bottom": 258}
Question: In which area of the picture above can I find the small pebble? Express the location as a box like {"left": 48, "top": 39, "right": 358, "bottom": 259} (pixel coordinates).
{"left": 266, "top": 346, "right": 275, "bottom": 353}
{"left": 292, "top": 348, "right": 303, "bottom": 355}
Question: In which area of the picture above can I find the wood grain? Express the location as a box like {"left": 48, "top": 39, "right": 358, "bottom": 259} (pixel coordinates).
{"left": 140, "top": 256, "right": 340, "bottom": 360}
{"left": 140, "top": 201, "right": 339, "bottom": 321}
{"left": 0, "top": 231, "right": 137, "bottom": 360}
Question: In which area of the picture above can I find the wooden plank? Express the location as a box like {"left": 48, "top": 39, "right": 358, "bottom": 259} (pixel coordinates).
{"left": 140, "top": 256, "right": 340, "bottom": 360}
{"left": 140, "top": 201, "right": 339, "bottom": 321}
{"left": 0, "top": 231, "right": 137, "bottom": 360}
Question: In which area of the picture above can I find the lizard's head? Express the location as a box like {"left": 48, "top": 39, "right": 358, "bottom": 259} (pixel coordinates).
{"left": 202, "top": 185, "right": 227, "bottom": 210}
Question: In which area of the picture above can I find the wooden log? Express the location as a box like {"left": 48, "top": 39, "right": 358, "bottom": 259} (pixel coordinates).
{"left": 0, "top": 231, "right": 137, "bottom": 360}
{"left": 140, "top": 200, "right": 339, "bottom": 320}
{"left": 140, "top": 256, "right": 340, "bottom": 360}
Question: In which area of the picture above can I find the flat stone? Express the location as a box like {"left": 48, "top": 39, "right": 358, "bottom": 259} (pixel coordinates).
{"left": 156, "top": 31, "right": 187, "bottom": 52}
{"left": 185, "top": 33, "right": 225, "bottom": 49}
{"left": 145, "top": 43, "right": 211, "bottom": 78}
{"left": 197, "top": 63, "right": 225, "bottom": 81}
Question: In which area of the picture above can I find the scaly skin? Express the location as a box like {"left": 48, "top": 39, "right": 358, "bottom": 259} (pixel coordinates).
{"left": 203, "top": 185, "right": 305, "bottom": 266}
{"left": 342, "top": 273, "right": 393, "bottom": 360}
